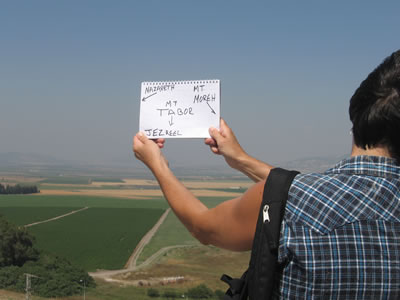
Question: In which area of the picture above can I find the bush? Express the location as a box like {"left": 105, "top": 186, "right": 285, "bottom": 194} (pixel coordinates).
{"left": 163, "top": 289, "right": 178, "bottom": 298}
{"left": 0, "top": 216, "right": 39, "bottom": 267}
{"left": 0, "top": 265, "right": 22, "bottom": 288}
{"left": 0, "top": 215, "right": 95, "bottom": 298}
{"left": 187, "top": 284, "right": 213, "bottom": 298}
{"left": 1, "top": 254, "right": 96, "bottom": 298}
{"left": 147, "top": 288, "right": 160, "bottom": 297}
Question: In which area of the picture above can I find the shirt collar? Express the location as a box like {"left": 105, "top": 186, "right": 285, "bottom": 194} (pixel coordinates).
{"left": 325, "top": 155, "right": 400, "bottom": 179}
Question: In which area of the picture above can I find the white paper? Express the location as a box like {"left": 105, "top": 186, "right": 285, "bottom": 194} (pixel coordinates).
{"left": 139, "top": 80, "right": 220, "bottom": 138}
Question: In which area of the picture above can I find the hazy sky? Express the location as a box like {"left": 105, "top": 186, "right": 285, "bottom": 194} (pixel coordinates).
{"left": 1, "top": 1, "right": 400, "bottom": 170}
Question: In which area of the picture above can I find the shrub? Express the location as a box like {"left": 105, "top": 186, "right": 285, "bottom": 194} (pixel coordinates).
{"left": 147, "top": 288, "right": 160, "bottom": 297}
{"left": 163, "top": 289, "right": 178, "bottom": 298}
{"left": 214, "top": 289, "right": 225, "bottom": 300}
{"left": 0, "top": 216, "right": 39, "bottom": 267}
{"left": 0, "top": 265, "right": 22, "bottom": 288}
{"left": 5, "top": 254, "right": 96, "bottom": 298}
{"left": 0, "top": 215, "right": 95, "bottom": 298}
{"left": 187, "top": 284, "right": 213, "bottom": 298}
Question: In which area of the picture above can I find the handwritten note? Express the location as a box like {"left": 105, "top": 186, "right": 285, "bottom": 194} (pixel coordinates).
{"left": 139, "top": 80, "right": 220, "bottom": 138}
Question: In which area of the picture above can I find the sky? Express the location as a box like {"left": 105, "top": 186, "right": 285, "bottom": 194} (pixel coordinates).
{"left": 1, "top": 1, "right": 400, "bottom": 171}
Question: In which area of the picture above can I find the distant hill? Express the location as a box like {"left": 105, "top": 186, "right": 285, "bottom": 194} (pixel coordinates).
{"left": 279, "top": 154, "right": 348, "bottom": 173}
{"left": 0, "top": 151, "right": 347, "bottom": 177}
{"left": 0, "top": 152, "right": 67, "bottom": 166}
{"left": 0, "top": 152, "right": 155, "bottom": 179}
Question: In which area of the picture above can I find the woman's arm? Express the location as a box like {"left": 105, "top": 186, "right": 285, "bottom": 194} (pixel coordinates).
{"left": 133, "top": 132, "right": 265, "bottom": 251}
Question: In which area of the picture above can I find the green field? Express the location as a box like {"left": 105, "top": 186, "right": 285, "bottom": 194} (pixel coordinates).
{"left": 0, "top": 195, "right": 239, "bottom": 270}
{"left": 0, "top": 206, "right": 81, "bottom": 226}
{"left": 91, "top": 177, "right": 125, "bottom": 183}
{"left": 0, "top": 194, "right": 167, "bottom": 209}
{"left": 0, "top": 195, "right": 167, "bottom": 271}
{"left": 28, "top": 207, "right": 164, "bottom": 271}
{"left": 40, "top": 177, "right": 92, "bottom": 184}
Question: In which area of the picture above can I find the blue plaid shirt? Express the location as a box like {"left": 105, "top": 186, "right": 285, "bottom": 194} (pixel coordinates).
{"left": 276, "top": 156, "right": 400, "bottom": 299}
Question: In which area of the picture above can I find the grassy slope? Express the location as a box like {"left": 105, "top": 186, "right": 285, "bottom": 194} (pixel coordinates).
{"left": 136, "top": 210, "right": 199, "bottom": 264}
{"left": 137, "top": 196, "right": 231, "bottom": 264}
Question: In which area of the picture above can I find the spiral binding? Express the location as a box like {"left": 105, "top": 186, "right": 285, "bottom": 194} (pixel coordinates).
{"left": 142, "top": 80, "right": 220, "bottom": 86}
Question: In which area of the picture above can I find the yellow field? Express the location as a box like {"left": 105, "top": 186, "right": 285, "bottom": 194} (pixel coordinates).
{"left": 35, "top": 178, "right": 252, "bottom": 199}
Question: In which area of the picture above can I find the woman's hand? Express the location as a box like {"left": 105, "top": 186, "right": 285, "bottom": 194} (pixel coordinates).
{"left": 204, "top": 118, "right": 247, "bottom": 170}
{"left": 133, "top": 133, "right": 168, "bottom": 171}
{"left": 205, "top": 118, "right": 274, "bottom": 182}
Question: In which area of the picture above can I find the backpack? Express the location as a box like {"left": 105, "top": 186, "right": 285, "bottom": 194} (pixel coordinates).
{"left": 221, "top": 168, "right": 299, "bottom": 300}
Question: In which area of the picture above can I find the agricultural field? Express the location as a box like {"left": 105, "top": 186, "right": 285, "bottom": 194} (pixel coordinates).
{"left": 0, "top": 194, "right": 167, "bottom": 209}
{"left": 0, "top": 206, "right": 82, "bottom": 226}
{"left": 0, "top": 173, "right": 252, "bottom": 299}
{"left": 29, "top": 207, "right": 164, "bottom": 271}
{"left": 40, "top": 177, "right": 92, "bottom": 185}
{"left": 0, "top": 194, "right": 167, "bottom": 271}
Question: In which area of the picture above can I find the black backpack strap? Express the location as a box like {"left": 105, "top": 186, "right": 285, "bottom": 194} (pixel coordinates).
{"left": 221, "top": 167, "right": 299, "bottom": 300}
{"left": 220, "top": 272, "right": 248, "bottom": 300}
{"left": 248, "top": 168, "right": 299, "bottom": 300}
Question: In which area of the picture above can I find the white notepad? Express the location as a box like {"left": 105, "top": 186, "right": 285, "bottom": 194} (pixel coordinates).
{"left": 139, "top": 80, "right": 220, "bottom": 138}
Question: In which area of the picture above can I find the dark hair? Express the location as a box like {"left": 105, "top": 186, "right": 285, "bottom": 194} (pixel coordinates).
{"left": 349, "top": 49, "right": 400, "bottom": 162}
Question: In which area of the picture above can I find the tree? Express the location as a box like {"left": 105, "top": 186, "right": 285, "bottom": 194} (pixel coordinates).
{"left": 0, "top": 183, "right": 39, "bottom": 194}
{"left": 0, "top": 184, "right": 5, "bottom": 194}
{"left": 0, "top": 216, "right": 39, "bottom": 267}
{"left": 187, "top": 284, "right": 213, "bottom": 299}
{"left": 0, "top": 215, "right": 95, "bottom": 297}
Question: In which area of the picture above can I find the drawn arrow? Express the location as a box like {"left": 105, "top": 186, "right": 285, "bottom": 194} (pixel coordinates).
{"left": 206, "top": 101, "right": 216, "bottom": 114}
{"left": 142, "top": 92, "right": 157, "bottom": 102}
{"left": 168, "top": 116, "right": 174, "bottom": 126}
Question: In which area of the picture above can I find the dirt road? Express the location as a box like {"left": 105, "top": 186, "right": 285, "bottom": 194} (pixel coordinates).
{"left": 125, "top": 208, "right": 171, "bottom": 268}
{"left": 90, "top": 208, "right": 181, "bottom": 280}
{"left": 24, "top": 207, "right": 89, "bottom": 228}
